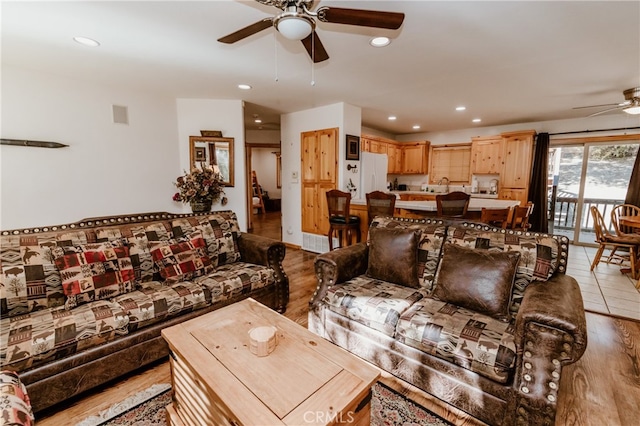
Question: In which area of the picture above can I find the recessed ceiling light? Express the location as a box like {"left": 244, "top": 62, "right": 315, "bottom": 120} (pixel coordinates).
{"left": 388, "top": 116, "right": 397, "bottom": 121}
{"left": 254, "top": 119, "right": 262, "bottom": 123}
{"left": 472, "top": 118, "right": 482, "bottom": 123}
{"left": 238, "top": 84, "right": 252, "bottom": 90}
{"left": 412, "top": 125, "right": 421, "bottom": 130}
{"left": 370, "top": 37, "right": 390, "bottom": 47}
{"left": 73, "top": 36, "right": 100, "bottom": 47}
{"left": 455, "top": 106, "right": 466, "bottom": 111}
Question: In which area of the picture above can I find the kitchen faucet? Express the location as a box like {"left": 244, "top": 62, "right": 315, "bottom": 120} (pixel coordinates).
{"left": 438, "top": 177, "right": 450, "bottom": 193}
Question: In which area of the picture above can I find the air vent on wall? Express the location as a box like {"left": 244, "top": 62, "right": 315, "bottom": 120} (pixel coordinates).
{"left": 112, "top": 105, "right": 129, "bottom": 125}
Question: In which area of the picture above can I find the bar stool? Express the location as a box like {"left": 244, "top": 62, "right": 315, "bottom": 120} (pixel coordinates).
{"left": 326, "top": 189, "right": 361, "bottom": 250}
{"left": 510, "top": 202, "right": 534, "bottom": 231}
{"left": 366, "top": 191, "right": 396, "bottom": 225}
{"left": 480, "top": 206, "right": 514, "bottom": 229}
{"left": 435, "top": 191, "right": 470, "bottom": 218}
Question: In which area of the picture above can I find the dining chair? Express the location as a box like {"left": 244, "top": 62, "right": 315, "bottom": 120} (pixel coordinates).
{"left": 480, "top": 207, "right": 514, "bottom": 229}
{"left": 611, "top": 204, "right": 640, "bottom": 236}
{"left": 365, "top": 191, "right": 396, "bottom": 225}
{"left": 590, "top": 206, "right": 639, "bottom": 278}
{"left": 510, "top": 202, "right": 534, "bottom": 231}
{"left": 326, "top": 189, "right": 361, "bottom": 251}
{"left": 435, "top": 191, "right": 470, "bottom": 218}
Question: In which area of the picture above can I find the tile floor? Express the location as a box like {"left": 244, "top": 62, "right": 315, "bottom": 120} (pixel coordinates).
{"left": 567, "top": 244, "right": 640, "bottom": 320}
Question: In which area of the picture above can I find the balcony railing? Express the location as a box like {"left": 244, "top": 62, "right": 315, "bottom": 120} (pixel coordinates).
{"left": 550, "top": 194, "right": 624, "bottom": 234}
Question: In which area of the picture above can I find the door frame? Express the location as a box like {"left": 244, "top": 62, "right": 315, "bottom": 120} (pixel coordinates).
{"left": 245, "top": 142, "right": 281, "bottom": 230}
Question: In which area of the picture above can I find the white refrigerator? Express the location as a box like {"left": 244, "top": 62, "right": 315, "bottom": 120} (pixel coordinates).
{"left": 359, "top": 152, "right": 389, "bottom": 198}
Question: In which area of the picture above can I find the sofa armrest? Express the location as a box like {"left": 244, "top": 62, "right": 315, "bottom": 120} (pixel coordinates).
{"left": 511, "top": 273, "right": 587, "bottom": 424}
{"left": 237, "top": 233, "right": 289, "bottom": 312}
{"left": 310, "top": 242, "right": 369, "bottom": 307}
{"left": 516, "top": 274, "right": 588, "bottom": 362}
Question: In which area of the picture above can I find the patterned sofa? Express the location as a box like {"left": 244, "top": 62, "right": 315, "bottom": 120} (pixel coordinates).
{"left": 0, "top": 211, "right": 288, "bottom": 413}
{"left": 310, "top": 217, "right": 587, "bottom": 426}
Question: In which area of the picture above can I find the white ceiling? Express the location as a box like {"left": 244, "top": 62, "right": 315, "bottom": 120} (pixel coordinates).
{"left": 2, "top": 1, "right": 640, "bottom": 135}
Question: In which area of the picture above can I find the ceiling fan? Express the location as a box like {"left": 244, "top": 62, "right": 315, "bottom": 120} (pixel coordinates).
{"left": 573, "top": 87, "right": 640, "bottom": 117}
{"left": 217, "top": 0, "right": 405, "bottom": 63}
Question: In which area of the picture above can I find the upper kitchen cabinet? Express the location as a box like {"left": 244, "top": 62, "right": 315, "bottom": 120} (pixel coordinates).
{"left": 498, "top": 130, "right": 535, "bottom": 205}
{"left": 500, "top": 130, "right": 535, "bottom": 188}
{"left": 387, "top": 143, "right": 403, "bottom": 174}
{"left": 401, "top": 141, "right": 430, "bottom": 174}
{"left": 471, "top": 136, "right": 503, "bottom": 174}
{"left": 429, "top": 144, "right": 472, "bottom": 184}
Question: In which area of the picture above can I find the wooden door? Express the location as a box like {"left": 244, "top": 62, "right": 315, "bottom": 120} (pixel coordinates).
{"left": 301, "top": 128, "right": 338, "bottom": 235}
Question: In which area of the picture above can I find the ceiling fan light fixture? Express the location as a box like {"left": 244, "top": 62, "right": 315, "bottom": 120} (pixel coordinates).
{"left": 623, "top": 102, "right": 640, "bottom": 115}
{"left": 274, "top": 13, "right": 314, "bottom": 40}
{"left": 370, "top": 37, "right": 390, "bottom": 47}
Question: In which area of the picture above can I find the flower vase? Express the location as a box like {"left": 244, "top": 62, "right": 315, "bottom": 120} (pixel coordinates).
{"left": 190, "top": 200, "right": 212, "bottom": 213}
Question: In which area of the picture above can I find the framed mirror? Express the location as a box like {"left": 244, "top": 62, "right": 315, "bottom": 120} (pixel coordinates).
{"left": 189, "top": 136, "right": 234, "bottom": 186}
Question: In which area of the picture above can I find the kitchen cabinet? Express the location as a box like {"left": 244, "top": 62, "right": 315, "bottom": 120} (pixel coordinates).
{"left": 498, "top": 188, "right": 528, "bottom": 205}
{"left": 429, "top": 145, "right": 472, "bottom": 184}
{"left": 387, "top": 143, "right": 402, "bottom": 174}
{"left": 471, "top": 136, "right": 503, "bottom": 174}
{"left": 401, "top": 142, "right": 430, "bottom": 174}
{"left": 499, "top": 130, "right": 535, "bottom": 205}
{"left": 398, "top": 193, "right": 437, "bottom": 201}
{"left": 301, "top": 128, "right": 338, "bottom": 236}
{"left": 501, "top": 131, "right": 534, "bottom": 188}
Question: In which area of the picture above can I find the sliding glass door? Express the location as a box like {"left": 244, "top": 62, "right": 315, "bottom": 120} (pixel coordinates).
{"left": 549, "top": 140, "right": 639, "bottom": 244}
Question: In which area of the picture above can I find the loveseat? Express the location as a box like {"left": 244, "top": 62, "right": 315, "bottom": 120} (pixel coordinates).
{"left": 0, "top": 210, "right": 288, "bottom": 413}
{"left": 310, "top": 216, "right": 587, "bottom": 426}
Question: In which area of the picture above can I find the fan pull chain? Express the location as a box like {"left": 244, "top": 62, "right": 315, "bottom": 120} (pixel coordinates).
{"left": 310, "top": 31, "right": 315, "bottom": 86}
{"left": 274, "top": 29, "right": 279, "bottom": 82}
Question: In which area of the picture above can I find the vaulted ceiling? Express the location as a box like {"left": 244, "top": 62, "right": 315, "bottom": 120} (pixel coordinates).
{"left": 2, "top": 1, "right": 639, "bottom": 134}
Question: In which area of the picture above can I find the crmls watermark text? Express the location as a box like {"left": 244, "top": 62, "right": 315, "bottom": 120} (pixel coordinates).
{"left": 303, "top": 410, "right": 356, "bottom": 424}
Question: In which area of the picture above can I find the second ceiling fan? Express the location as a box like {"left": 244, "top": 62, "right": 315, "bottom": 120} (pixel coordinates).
{"left": 218, "top": 0, "right": 405, "bottom": 63}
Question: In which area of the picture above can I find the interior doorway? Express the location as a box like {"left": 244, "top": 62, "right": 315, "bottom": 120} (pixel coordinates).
{"left": 548, "top": 135, "right": 639, "bottom": 244}
{"left": 246, "top": 143, "right": 282, "bottom": 240}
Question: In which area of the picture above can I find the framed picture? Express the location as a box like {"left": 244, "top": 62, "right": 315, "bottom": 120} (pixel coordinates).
{"left": 194, "top": 146, "right": 206, "bottom": 162}
{"left": 346, "top": 135, "right": 360, "bottom": 161}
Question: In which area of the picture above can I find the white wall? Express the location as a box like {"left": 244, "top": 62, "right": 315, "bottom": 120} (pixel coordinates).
{"left": 252, "top": 147, "right": 280, "bottom": 199}
{"left": 246, "top": 129, "right": 280, "bottom": 144}
{"left": 280, "top": 102, "right": 360, "bottom": 247}
{"left": 0, "top": 66, "right": 180, "bottom": 229}
{"left": 175, "top": 99, "right": 247, "bottom": 230}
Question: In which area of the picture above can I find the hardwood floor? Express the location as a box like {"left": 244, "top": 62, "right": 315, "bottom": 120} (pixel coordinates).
{"left": 37, "top": 214, "right": 640, "bottom": 425}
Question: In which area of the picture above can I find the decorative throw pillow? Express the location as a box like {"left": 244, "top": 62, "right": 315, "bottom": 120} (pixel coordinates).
{"left": 366, "top": 227, "right": 420, "bottom": 288}
{"left": 433, "top": 244, "right": 521, "bottom": 322}
{"left": 149, "top": 232, "right": 212, "bottom": 283}
{"left": 52, "top": 240, "right": 135, "bottom": 308}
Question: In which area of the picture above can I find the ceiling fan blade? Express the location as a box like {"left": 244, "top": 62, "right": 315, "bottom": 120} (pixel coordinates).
{"left": 301, "top": 31, "right": 329, "bottom": 63}
{"left": 573, "top": 102, "right": 628, "bottom": 110}
{"left": 316, "top": 6, "right": 404, "bottom": 29}
{"left": 588, "top": 106, "right": 625, "bottom": 117}
{"left": 218, "top": 18, "right": 274, "bottom": 44}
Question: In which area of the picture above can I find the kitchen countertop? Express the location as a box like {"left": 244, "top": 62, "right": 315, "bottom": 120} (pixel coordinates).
{"left": 390, "top": 191, "right": 498, "bottom": 199}
{"left": 351, "top": 198, "right": 519, "bottom": 212}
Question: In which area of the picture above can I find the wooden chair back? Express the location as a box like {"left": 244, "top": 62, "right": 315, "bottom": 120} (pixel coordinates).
{"left": 611, "top": 204, "right": 640, "bottom": 236}
{"left": 366, "top": 191, "right": 396, "bottom": 224}
{"left": 480, "top": 207, "right": 514, "bottom": 229}
{"left": 435, "top": 191, "right": 470, "bottom": 217}
{"left": 510, "top": 202, "right": 534, "bottom": 230}
{"left": 590, "top": 206, "right": 609, "bottom": 242}
{"left": 326, "top": 189, "right": 352, "bottom": 221}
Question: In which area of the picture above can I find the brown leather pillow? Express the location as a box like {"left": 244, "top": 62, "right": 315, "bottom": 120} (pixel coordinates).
{"left": 367, "top": 227, "right": 420, "bottom": 288}
{"left": 433, "top": 244, "right": 521, "bottom": 321}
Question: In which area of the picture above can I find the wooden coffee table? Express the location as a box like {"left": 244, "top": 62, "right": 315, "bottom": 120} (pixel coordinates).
{"left": 162, "top": 298, "right": 380, "bottom": 426}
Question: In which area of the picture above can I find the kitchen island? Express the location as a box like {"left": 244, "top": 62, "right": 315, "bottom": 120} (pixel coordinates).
{"left": 349, "top": 197, "right": 520, "bottom": 237}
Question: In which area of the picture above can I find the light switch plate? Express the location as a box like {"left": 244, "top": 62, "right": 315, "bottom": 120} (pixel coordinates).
{"left": 291, "top": 171, "right": 299, "bottom": 183}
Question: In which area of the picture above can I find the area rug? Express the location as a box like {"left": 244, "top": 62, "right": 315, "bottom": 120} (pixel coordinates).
{"left": 77, "top": 382, "right": 452, "bottom": 426}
